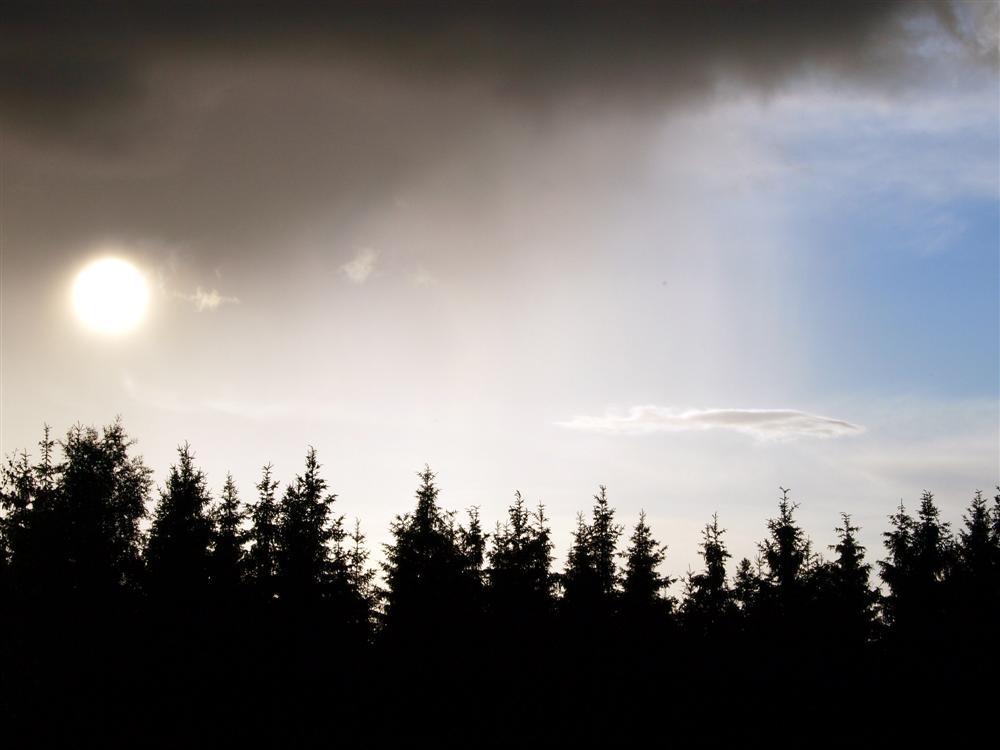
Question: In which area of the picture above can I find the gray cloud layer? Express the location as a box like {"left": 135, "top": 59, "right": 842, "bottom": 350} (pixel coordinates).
{"left": 560, "top": 406, "right": 864, "bottom": 440}
{"left": 2, "top": 1, "right": 987, "bottom": 152}
{"left": 5, "top": 1, "right": 988, "bottom": 288}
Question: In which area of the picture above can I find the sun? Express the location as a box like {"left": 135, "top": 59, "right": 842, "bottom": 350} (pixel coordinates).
{"left": 72, "top": 257, "right": 150, "bottom": 335}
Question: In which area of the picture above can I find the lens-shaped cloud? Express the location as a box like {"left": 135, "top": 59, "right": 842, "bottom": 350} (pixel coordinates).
{"left": 559, "top": 406, "right": 864, "bottom": 440}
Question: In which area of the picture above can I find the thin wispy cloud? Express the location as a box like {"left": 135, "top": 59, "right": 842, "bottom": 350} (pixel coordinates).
{"left": 175, "top": 287, "right": 240, "bottom": 312}
{"left": 341, "top": 248, "right": 378, "bottom": 284}
{"left": 154, "top": 254, "right": 239, "bottom": 312}
{"left": 559, "top": 406, "right": 864, "bottom": 440}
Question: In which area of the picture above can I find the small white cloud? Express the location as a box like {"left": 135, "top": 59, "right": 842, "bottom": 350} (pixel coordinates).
{"left": 174, "top": 286, "right": 239, "bottom": 312}
{"left": 192, "top": 287, "right": 239, "bottom": 311}
{"left": 559, "top": 406, "right": 864, "bottom": 440}
{"left": 341, "top": 248, "right": 378, "bottom": 284}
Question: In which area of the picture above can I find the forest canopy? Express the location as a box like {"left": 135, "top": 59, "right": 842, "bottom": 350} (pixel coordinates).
{"left": 1, "top": 419, "right": 996, "bottom": 745}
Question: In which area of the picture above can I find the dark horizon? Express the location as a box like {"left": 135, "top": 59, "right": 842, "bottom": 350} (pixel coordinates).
{"left": 2, "top": 415, "right": 997, "bottom": 745}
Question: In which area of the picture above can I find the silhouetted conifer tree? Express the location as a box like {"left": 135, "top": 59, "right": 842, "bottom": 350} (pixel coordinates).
{"left": 824, "top": 513, "right": 878, "bottom": 645}
{"left": 246, "top": 464, "right": 280, "bottom": 599}
{"left": 381, "top": 465, "right": 476, "bottom": 636}
{"left": 1, "top": 423, "right": 152, "bottom": 746}
{"left": 528, "top": 502, "right": 555, "bottom": 605}
{"left": 992, "top": 487, "right": 1000, "bottom": 549}
{"left": 913, "top": 490, "right": 952, "bottom": 574}
{"left": 1, "top": 431, "right": 64, "bottom": 598}
{"left": 991, "top": 488, "right": 1000, "bottom": 591}
{"left": 589, "top": 486, "right": 622, "bottom": 597}
{"left": 682, "top": 513, "right": 734, "bottom": 634}
{"left": 457, "top": 505, "right": 487, "bottom": 612}
{"left": 911, "top": 491, "right": 953, "bottom": 622}
{"left": 732, "top": 557, "right": 761, "bottom": 614}
{"left": 880, "top": 491, "right": 953, "bottom": 639}
{"left": 488, "top": 491, "right": 554, "bottom": 620}
{"left": 562, "top": 512, "right": 593, "bottom": 600}
{"left": 210, "top": 473, "right": 247, "bottom": 594}
{"left": 956, "top": 490, "right": 992, "bottom": 587}
{"left": 561, "top": 486, "right": 622, "bottom": 616}
{"left": 751, "top": 489, "right": 822, "bottom": 667}
{"left": 146, "top": 443, "right": 213, "bottom": 600}
{"left": 3, "top": 421, "right": 151, "bottom": 600}
{"left": 879, "top": 500, "right": 914, "bottom": 628}
{"left": 951, "top": 490, "right": 999, "bottom": 647}
{"left": 344, "top": 519, "right": 377, "bottom": 632}
{"left": 275, "top": 447, "right": 345, "bottom": 603}
{"left": 64, "top": 422, "right": 152, "bottom": 598}
{"left": 758, "top": 488, "right": 812, "bottom": 599}
{"left": 0, "top": 448, "right": 36, "bottom": 595}
{"left": 620, "top": 510, "right": 674, "bottom": 620}
{"left": 459, "top": 507, "right": 486, "bottom": 575}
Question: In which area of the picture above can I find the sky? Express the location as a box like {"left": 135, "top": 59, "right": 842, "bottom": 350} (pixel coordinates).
{"left": 2, "top": 0, "right": 998, "bottom": 582}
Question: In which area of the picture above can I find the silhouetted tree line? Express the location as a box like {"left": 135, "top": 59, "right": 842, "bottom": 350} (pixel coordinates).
{"left": 1, "top": 420, "right": 997, "bottom": 746}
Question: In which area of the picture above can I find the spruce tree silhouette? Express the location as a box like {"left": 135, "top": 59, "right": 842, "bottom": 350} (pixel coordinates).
{"left": 955, "top": 490, "right": 999, "bottom": 608}
{"left": 26, "top": 428, "right": 62, "bottom": 594}
{"left": 456, "top": 504, "right": 487, "bottom": 614}
{"left": 11, "top": 421, "right": 153, "bottom": 601}
{"left": 1, "top": 427, "right": 62, "bottom": 597}
{"left": 950, "top": 490, "right": 999, "bottom": 677}
{"left": 913, "top": 493, "right": 982, "bottom": 721}
{"left": 877, "top": 490, "right": 960, "bottom": 719}
{"left": 609, "top": 509, "right": 676, "bottom": 740}
{"left": 0, "top": 447, "right": 38, "bottom": 598}
{"left": 681, "top": 513, "right": 734, "bottom": 636}
{"left": 879, "top": 499, "right": 915, "bottom": 629}
{"left": 561, "top": 485, "right": 623, "bottom": 620}
{"left": 909, "top": 491, "right": 953, "bottom": 632}
{"left": 487, "top": 491, "right": 555, "bottom": 623}
{"left": 824, "top": 513, "right": 878, "bottom": 647}
{"left": 674, "top": 513, "right": 742, "bottom": 739}
{"left": 0, "top": 421, "right": 153, "bottom": 745}
{"left": 68, "top": 422, "right": 152, "bottom": 598}
{"left": 146, "top": 442, "right": 213, "bottom": 601}
{"left": 483, "top": 491, "right": 556, "bottom": 734}
{"left": 275, "top": 447, "right": 344, "bottom": 604}
{"left": 246, "top": 463, "right": 280, "bottom": 601}
{"left": 588, "top": 485, "right": 622, "bottom": 600}
{"left": 377, "top": 465, "right": 488, "bottom": 741}
{"left": 992, "top": 487, "right": 1000, "bottom": 549}
{"left": 344, "top": 518, "right": 377, "bottom": 633}
{"left": 758, "top": 488, "right": 812, "bottom": 603}
{"left": 562, "top": 513, "right": 594, "bottom": 601}
{"left": 753, "top": 488, "right": 818, "bottom": 689}
{"left": 620, "top": 510, "right": 674, "bottom": 621}
{"left": 526, "top": 501, "right": 555, "bottom": 607}
{"left": 381, "top": 465, "right": 480, "bottom": 639}
{"left": 958, "top": 490, "right": 993, "bottom": 581}
{"left": 209, "top": 472, "right": 247, "bottom": 596}
{"left": 732, "top": 557, "right": 761, "bottom": 614}
{"left": 555, "top": 487, "right": 624, "bottom": 741}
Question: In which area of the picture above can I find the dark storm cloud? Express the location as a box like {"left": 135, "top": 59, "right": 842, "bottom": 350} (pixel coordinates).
{"left": 0, "top": 0, "right": 973, "bottom": 150}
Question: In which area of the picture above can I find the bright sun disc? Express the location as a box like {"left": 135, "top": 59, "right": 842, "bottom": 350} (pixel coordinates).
{"left": 72, "top": 257, "right": 150, "bottom": 335}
